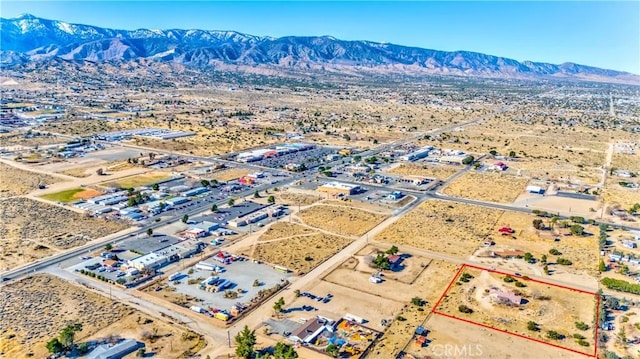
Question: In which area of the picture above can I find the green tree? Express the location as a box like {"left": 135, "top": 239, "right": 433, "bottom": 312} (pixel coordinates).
{"left": 201, "top": 179, "right": 210, "bottom": 187}
{"left": 211, "top": 204, "right": 218, "bottom": 212}
{"left": 152, "top": 183, "right": 160, "bottom": 191}
{"left": 267, "top": 195, "right": 275, "bottom": 204}
{"left": 462, "top": 155, "right": 475, "bottom": 165}
{"left": 326, "top": 343, "right": 339, "bottom": 358}
{"left": 541, "top": 254, "right": 547, "bottom": 264}
{"left": 59, "top": 322, "right": 83, "bottom": 349}
{"left": 524, "top": 252, "right": 534, "bottom": 262}
{"left": 146, "top": 228, "right": 153, "bottom": 237}
{"left": 105, "top": 243, "right": 113, "bottom": 251}
{"left": 509, "top": 150, "right": 516, "bottom": 158}
{"left": 373, "top": 253, "right": 390, "bottom": 270}
{"left": 527, "top": 321, "right": 539, "bottom": 331}
{"left": 489, "top": 150, "right": 498, "bottom": 156}
{"left": 599, "top": 259, "right": 607, "bottom": 272}
{"left": 546, "top": 330, "right": 564, "bottom": 340}
{"left": 570, "top": 224, "right": 585, "bottom": 236}
{"left": 550, "top": 216, "right": 559, "bottom": 229}
{"left": 127, "top": 197, "right": 137, "bottom": 207}
{"left": 532, "top": 219, "right": 544, "bottom": 230}
{"left": 353, "top": 155, "right": 361, "bottom": 162}
{"left": 254, "top": 190, "right": 260, "bottom": 198}
{"left": 273, "top": 297, "right": 285, "bottom": 313}
{"left": 136, "top": 348, "right": 146, "bottom": 357}
{"left": 411, "top": 297, "right": 424, "bottom": 306}
{"left": 234, "top": 325, "right": 257, "bottom": 359}
{"left": 182, "top": 214, "right": 189, "bottom": 223}
{"left": 46, "top": 338, "right": 63, "bottom": 354}
{"left": 274, "top": 342, "right": 299, "bottom": 359}
{"left": 343, "top": 134, "right": 351, "bottom": 141}
{"left": 228, "top": 198, "right": 235, "bottom": 206}
{"left": 386, "top": 245, "right": 399, "bottom": 255}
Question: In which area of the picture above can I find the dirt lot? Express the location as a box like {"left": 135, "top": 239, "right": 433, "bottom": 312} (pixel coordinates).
{"left": 0, "top": 275, "right": 204, "bottom": 359}
{"left": 605, "top": 188, "right": 640, "bottom": 210}
{"left": 0, "top": 132, "right": 65, "bottom": 147}
{"left": 247, "top": 230, "right": 352, "bottom": 273}
{"left": 414, "top": 314, "right": 587, "bottom": 359}
{"left": 59, "top": 160, "right": 137, "bottom": 178}
{"left": 387, "top": 163, "right": 461, "bottom": 180}
{"left": 0, "top": 198, "right": 129, "bottom": 269}
{"left": 365, "top": 260, "right": 460, "bottom": 359}
{"left": 210, "top": 168, "right": 250, "bottom": 182}
{"left": 612, "top": 153, "right": 640, "bottom": 172}
{"left": 376, "top": 200, "right": 502, "bottom": 258}
{"left": 277, "top": 192, "right": 323, "bottom": 206}
{"left": 443, "top": 171, "right": 529, "bottom": 203}
{"left": 296, "top": 204, "right": 388, "bottom": 236}
{"left": 435, "top": 267, "right": 596, "bottom": 354}
{"left": 0, "top": 162, "right": 63, "bottom": 197}
{"left": 257, "top": 222, "right": 317, "bottom": 242}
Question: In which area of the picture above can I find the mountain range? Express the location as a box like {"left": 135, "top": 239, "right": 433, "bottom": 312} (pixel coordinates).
{"left": 1, "top": 14, "right": 638, "bottom": 84}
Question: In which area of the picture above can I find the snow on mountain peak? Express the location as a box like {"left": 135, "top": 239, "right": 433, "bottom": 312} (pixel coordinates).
{"left": 55, "top": 21, "right": 74, "bottom": 34}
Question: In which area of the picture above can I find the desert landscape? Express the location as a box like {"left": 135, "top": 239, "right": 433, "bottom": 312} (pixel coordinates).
{"left": 0, "top": 275, "right": 204, "bottom": 359}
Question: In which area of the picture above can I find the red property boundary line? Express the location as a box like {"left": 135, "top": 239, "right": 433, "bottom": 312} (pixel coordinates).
{"left": 431, "top": 264, "right": 599, "bottom": 357}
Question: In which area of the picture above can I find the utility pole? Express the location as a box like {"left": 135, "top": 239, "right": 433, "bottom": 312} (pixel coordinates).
{"left": 227, "top": 330, "right": 231, "bottom": 348}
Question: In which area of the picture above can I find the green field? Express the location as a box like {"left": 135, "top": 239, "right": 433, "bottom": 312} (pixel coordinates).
{"left": 102, "top": 173, "right": 172, "bottom": 189}
{"left": 40, "top": 188, "right": 85, "bottom": 202}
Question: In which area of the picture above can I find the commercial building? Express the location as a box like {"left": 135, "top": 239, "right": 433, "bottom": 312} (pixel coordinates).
{"left": 401, "top": 146, "right": 434, "bottom": 161}
{"left": 318, "top": 182, "right": 360, "bottom": 196}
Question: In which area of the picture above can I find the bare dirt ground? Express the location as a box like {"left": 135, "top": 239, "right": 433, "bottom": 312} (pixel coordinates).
{"left": 0, "top": 275, "right": 204, "bottom": 359}
{"left": 0, "top": 198, "right": 129, "bottom": 270}
{"left": 277, "top": 191, "right": 323, "bottom": 206}
{"left": 257, "top": 222, "right": 317, "bottom": 242}
{"left": 247, "top": 231, "right": 352, "bottom": 273}
{"left": 416, "top": 314, "right": 587, "bottom": 359}
{"left": 386, "top": 163, "right": 461, "bottom": 180}
{"left": 210, "top": 168, "right": 251, "bottom": 182}
{"left": 435, "top": 268, "right": 597, "bottom": 354}
{"left": 58, "top": 160, "right": 138, "bottom": 178}
{"left": 366, "top": 260, "right": 460, "bottom": 359}
{"left": 0, "top": 132, "right": 65, "bottom": 147}
{"left": 376, "top": 200, "right": 502, "bottom": 258}
{"left": 605, "top": 188, "right": 640, "bottom": 210}
{"left": 296, "top": 204, "right": 388, "bottom": 236}
{"left": 443, "top": 171, "right": 530, "bottom": 203}
{"left": 0, "top": 162, "right": 63, "bottom": 197}
{"left": 611, "top": 153, "right": 640, "bottom": 171}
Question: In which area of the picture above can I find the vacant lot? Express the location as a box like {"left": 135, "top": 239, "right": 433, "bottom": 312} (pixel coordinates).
{"left": 278, "top": 192, "right": 323, "bottom": 206}
{"left": 101, "top": 172, "right": 171, "bottom": 189}
{"left": 443, "top": 172, "right": 529, "bottom": 203}
{"left": 257, "top": 222, "right": 317, "bottom": 242}
{"left": 414, "top": 314, "right": 586, "bottom": 359}
{"left": 0, "top": 132, "right": 65, "bottom": 148}
{"left": 435, "top": 267, "right": 596, "bottom": 354}
{"left": 250, "top": 232, "right": 351, "bottom": 273}
{"left": 40, "top": 187, "right": 103, "bottom": 203}
{"left": 297, "top": 204, "right": 388, "bottom": 236}
{"left": 387, "top": 163, "right": 461, "bottom": 180}
{"left": 0, "top": 162, "right": 63, "bottom": 197}
{"left": 604, "top": 188, "right": 640, "bottom": 210}
{"left": 0, "top": 198, "right": 129, "bottom": 269}
{"left": 376, "top": 200, "right": 502, "bottom": 258}
{"left": 210, "top": 168, "right": 250, "bottom": 182}
{"left": 612, "top": 153, "right": 640, "bottom": 172}
{"left": 0, "top": 275, "right": 204, "bottom": 359}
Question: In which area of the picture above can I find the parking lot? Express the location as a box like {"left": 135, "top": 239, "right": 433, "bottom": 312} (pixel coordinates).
{"left": 240, "top": 146, "right": 339, "bottom": 171}
{"left": 166, "top": 259, "right": 290, "bottom": 312}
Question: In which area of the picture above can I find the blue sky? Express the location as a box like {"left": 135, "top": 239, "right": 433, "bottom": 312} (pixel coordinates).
{"left": 2, "top": 1, "right": 639, "bottom": 73}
